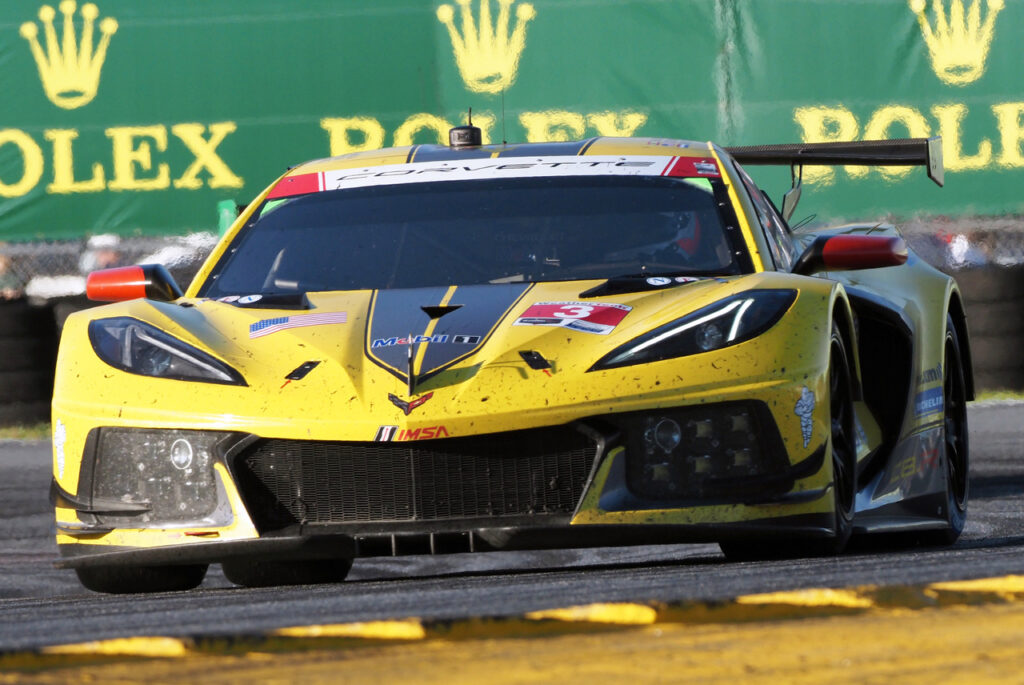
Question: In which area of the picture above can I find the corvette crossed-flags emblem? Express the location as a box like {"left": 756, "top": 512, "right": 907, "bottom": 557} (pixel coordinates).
{"left": 388, "top": 392, "right": 434, "bottom": 415}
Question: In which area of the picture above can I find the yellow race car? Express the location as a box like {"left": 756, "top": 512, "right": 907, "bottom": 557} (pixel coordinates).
{"left": 51, "top": 128, "right": 972, "bottom": 593}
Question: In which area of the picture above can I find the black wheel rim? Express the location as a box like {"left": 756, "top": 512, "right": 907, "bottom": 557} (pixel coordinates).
{"left": 944, "top": 334, "right": 969, "bottom": 512}
{"left": 830, "top": 337, "right": 855, "bottom": 522}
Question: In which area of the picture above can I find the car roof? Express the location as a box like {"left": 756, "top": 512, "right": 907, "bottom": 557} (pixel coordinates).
{"left": 263, "top": 137, "right": 728, "bottom": 200}
{"left": 288, "top": 137, "right": 716, "bottom": 176}
{"left": 186, "top": 136, "right": 775, "bottom": 297}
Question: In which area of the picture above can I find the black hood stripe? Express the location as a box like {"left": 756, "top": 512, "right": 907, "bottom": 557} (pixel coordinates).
{"left": 365, "top": 284, "right": 533, "bottom": 383}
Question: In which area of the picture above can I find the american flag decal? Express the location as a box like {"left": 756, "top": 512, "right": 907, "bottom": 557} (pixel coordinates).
{"left": 249, "top": 311, "right": 348, "bottom": 338}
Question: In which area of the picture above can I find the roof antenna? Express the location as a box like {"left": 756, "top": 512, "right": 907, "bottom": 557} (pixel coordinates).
{"left": 449, "top": 107, "right": 482, "bottom": 148}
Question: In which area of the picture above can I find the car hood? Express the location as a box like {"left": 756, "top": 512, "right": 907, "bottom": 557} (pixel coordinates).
{"left": 193, "top": 277, "right": 738, "bottom": 386}
{"left": 65, "top": 273, "right": 824, "bottom": 439}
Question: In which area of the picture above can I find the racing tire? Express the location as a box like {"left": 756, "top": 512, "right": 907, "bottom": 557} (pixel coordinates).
{"left": 74, "top": 564, "right": 208, "bottom": 594}
{"left": 222, "top": 558, "right": 353, "bottom": 588}
{"left": 719, "top": 322, "right": 856, "bottom": 560}
{"left": 915, "top": 314, "right": 969, "bottom": 546}
{"left": 816, "top": 321, "right": 857, "bottom": 554}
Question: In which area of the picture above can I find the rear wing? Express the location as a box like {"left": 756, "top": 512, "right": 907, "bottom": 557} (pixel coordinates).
{"left": 723, "top": 137, "right": 943, "bottom": 221}
{"left": 724, "top": 137, "right": 943, "bottom": 187}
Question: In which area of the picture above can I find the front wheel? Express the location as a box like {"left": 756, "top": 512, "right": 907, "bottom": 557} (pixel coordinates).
{"left": 75, "top": 564, "right": 208, "bottom": 594}
{"left": 719, "top": 322, "right": 856, "bottom": 561}
{"left": 820, "top": 321, "right": 856, "bottom": 553}
{"left": 222, "top": 558, "right": 353, "bottom": 588}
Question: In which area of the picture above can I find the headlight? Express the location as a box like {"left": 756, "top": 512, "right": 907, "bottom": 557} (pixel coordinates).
{"left": 590, "top": 289, "right": 796, "bottom": 371}
{"left": 90, "top": 428, "right": 240, "bottom": 527}
{"left": 610, "top": 402, "right": 792, "bottom": 501}
{"left": 89, "top": 317, "right": 246, "bottom": 385}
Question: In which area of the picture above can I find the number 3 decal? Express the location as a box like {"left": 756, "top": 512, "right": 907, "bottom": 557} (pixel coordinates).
{"left": 555, "top": 304, "right": 594, "bottom": 319}
{"left": 514, "top": 301, "right": 632, "bottom": 335}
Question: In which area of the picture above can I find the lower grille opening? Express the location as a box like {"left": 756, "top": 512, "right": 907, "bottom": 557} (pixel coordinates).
{"left": 232, "top": 426, "right": 598, "bottom": 532}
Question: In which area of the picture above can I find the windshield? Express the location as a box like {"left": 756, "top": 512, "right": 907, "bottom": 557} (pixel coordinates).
{"left": 200, "top": 176, "right": 742, "bottom": 296}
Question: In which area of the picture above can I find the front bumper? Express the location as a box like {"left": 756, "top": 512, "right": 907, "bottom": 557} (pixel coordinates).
{"left": 53, "top": 394, "right": 836, "bottom": 566}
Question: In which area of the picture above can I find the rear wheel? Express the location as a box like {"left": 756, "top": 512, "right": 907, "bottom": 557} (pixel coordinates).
{"left": 222, "top": 558, "right": 353, "bottom": 588}
{"left": 917, "top": 314, "right": 969, "bottom": 546}
{"left": 75, "top": 564, "right": 208, "bottom": 594}
{"left": 719, "top": 321, "right": 855, "bottom": 560}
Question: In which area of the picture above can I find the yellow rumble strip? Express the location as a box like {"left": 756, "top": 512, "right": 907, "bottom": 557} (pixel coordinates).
{"left": 273, "top": 619, "right": 427, "bottom": 640}
{"left": 736, "top": 588, "right": 876, "bottom": 608}
{"left": 42, "top": 636, "right": 190, "bottom": 658}
{"left": 8, "top": 575, "right": 1024, "bottom": 679}
{"left": 927, "top": 574, "right": 1024, "bottom": 598}
{"left": 525, "top": 602, "right": 659, "bottom": 625}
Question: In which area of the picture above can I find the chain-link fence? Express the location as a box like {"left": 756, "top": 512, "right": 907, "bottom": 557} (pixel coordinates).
{"left": 0, "top": 233, "right": 219, "bottom": 306}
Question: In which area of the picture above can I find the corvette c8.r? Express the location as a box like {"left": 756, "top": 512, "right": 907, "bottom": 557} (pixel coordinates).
{"left": 50, "top": 129, "right": 970, "bottom": 593}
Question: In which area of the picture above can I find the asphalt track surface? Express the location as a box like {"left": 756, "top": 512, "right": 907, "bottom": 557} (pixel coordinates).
{"left": 0, "top": 403, "right": 1020, "bottom": 653}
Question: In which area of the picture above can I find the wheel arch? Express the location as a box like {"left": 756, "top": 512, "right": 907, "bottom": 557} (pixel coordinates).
{"left": 830, "top": 290, "right": 863, "bottom": 402}
{"left": 946, "top": 287, "right": 976, "bottom": 401}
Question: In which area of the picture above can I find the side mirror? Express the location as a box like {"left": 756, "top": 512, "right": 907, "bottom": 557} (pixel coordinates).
{"left": 86, "top": 264, "right": 184, "bottom": 302}
{"left": 792, "top": 235, "right": 908, "bottom": 276}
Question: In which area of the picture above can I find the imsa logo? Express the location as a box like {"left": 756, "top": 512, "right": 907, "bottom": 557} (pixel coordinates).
{"left": 375, "top": 425, "right": 451, "bottom": 442}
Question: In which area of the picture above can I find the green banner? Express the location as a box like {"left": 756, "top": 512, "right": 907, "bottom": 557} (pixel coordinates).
{"left": 0, "top": 0, "right": 1019, "bottom": 241}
